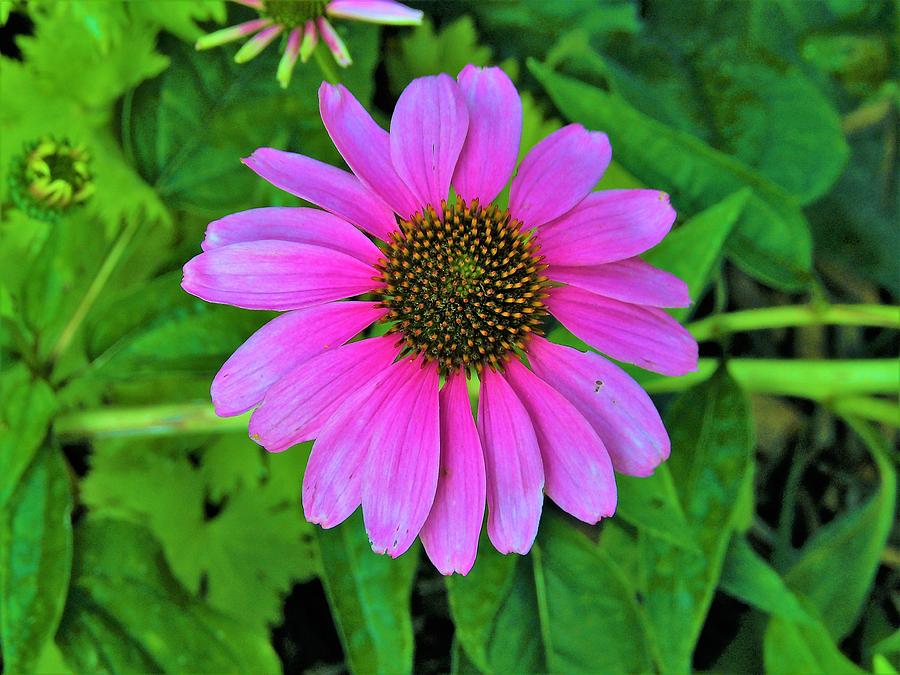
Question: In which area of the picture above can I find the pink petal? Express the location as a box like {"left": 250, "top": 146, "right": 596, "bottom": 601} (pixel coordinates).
{"left": 211, "top": 301, "right": 387, "bottom": 417}
{"left": 546, "top": 285, "right": 698, "bottom": 377}
{"left": 508, "top": 124, "right": 611, "bottom": 228}
{"left": 389, "top": 74, "right": 469, "bottom": 213}
{"left": 452, "top": 65, "right": 522, "bottom": 205}
{"left": 182, "top": 240, "right": 377, "bottom": 311}
{"left": 234, "top": 24, "right": 283, "bottom": 64}
{"left": 303, "top": 360, "right": 408, "bottom": 528}
{"left": 202, "top": 207, "right": 382, "bottom": 265}
{"left": 538, "top": 190, "right": 677, "bottom": 266}
{"left": 363, "top": 357, "right": 440, "bottom": 558}
{"left": 528, "top": 337, "right": 670, "bottom": 477}
{"left": 420, "top": 370, "right": 486, "bottom": 575}
{"left": 317, "top": 16, "right": 351, "bottom": 66}
{"left": 326, "top": 0, "right": 424, "bottom": 24}
{"left": 503, "top": 359, "right": 616, "bottom": 523}
{"left": 299, "top": 20, "right": 318, "bottom": 63}
{"left": 548, "top": 258, "right": 690, "bottom": 308}
{"left": 248, "top": 335, "right": 399, "bottom": 451}
{"left": 242, "top": 148, "right": 398, "bottom": 241}
{"left": 195, "top": 18, "right": 271, "bottom": 50}
{"left": 277, "top": 27, "right": 303, "bottom": 89}
{"left": 477, "top": 367, "right": 544, "bottom": 555}
{"left": 318, "top": 83, "right": 420, "bottom": 218}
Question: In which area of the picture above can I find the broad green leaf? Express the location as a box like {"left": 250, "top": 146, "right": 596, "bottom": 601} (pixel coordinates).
{"left": 528, "top": 58, "right": 813, "bottom": 290}
{"left": 720, "top": 536, "right": 811, "bottom": 622}
{"left": 615, "top": 467, "right": 699, "bottom": 552}
{"left": 316, "top": 511, "right": 419, "bottom": 675}
{"left": 385, "top": 16, "right": 495, "bottom": 96}
{"left": 127, "top": 29, "right": 378, "bottom": 213}
{"left": 0, "top": 446, "right": 73, "bottom": 673}
{"left": 56, "top": 517, "right": 280, "bottom": 673}
{"left": 446, "top": 537, "right": 518, "bottom": 672}
{"left": 128, "top": 0, "right": 226, "bottom": 41}
{"left": 81, "top": 437, "right": 317, "bottom": 628}
{"left": 644, "top": 189, "right": 750, "bottom": 321}
{"left": 532, "top": 511, "right": 655, "bottom": 673}
{"left": 0, "top": 364, "right": 57, "bottom": 508}
{"left": 638, "top": 370, "right": 754, "bottom": 673}
{"left": 764, "top": 609, "right": 866, "bottom": 675}
{"left": 783, "top": 417, "right": 897, "bottom": 639}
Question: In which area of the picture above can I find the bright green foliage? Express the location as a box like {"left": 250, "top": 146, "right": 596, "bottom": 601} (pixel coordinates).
{"left": 317, "top": 512, "right": 420, "bottom": 674}
{"left": 56, "top": 517, "right": 279, "bottom": 672}
{"left": 0, "top": 446, "right": 73, "bottom": 673}
{"left": 81, "top": 437, "right": 318, "bottom": 628}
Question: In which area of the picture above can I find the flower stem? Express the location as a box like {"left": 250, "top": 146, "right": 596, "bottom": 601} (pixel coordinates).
{"left": 54, "top": 359, "right": 899, "bottom": 440}
{"left": 313, "top": 44, "right": 340, "bottom": 84}
{"left": 688, "top": 304, "right": 899, "bottom": 342}
{"left": 54, "top": 403, "right": 250, "bottom": 439}
{"left": 48, "top": 218, "right": 140, "bottom": 364}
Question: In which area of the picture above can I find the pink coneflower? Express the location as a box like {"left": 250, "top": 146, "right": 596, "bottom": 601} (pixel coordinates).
{"left": 182, "top": 66, "right": 698, "bottom": 574}
{"left": 196, "top": 0, "right": 423, "bottom": 87}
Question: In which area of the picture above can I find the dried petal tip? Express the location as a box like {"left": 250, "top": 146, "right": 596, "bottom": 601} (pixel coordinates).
{"left": 8, "top": 136, "right": 94, "bottom": 222}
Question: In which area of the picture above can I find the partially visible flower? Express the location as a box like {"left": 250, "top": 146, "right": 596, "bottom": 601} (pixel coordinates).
{"left": 8, "top": 136, "right": 95, "bottom": 222}
{"left": 183, "top": 67, "right": 699, "bottom": 575}
{"left": 196, "top": 0, "right": 423, "bottom": 88}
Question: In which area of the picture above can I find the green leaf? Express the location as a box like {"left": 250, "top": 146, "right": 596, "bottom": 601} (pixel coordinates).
{"left": 385, "top": 16, "right": 494, "bottom": 96}
{"left": 316, "top": 511, "right": 419, "bottom": 675}
{"left": 720, "top": 536, "right": 811, "bottom": 622}
{"left": 446, "top": 537, "right": 518, "bottom": 672}
{"left": 0, "top": 364, "right": 57, "bottom": 508}
{"left": 643, "top": 189, "right": 750, "bottom": 321}
{"left": 638, "top": 370, "right": 754, "bottom": 673}
{"left": 615, "top": 467, "right": 699, "bottom": 552}
{"left": 764, "top": 610, "right": 866, "bottom": 675}
{"left": 528, "top": 57, "right": 813, "bottom": 290}
{"left": 532, "top": 511, "right": 655, "bottom": 673}
{"left": 127, "top": 30, "right": 379, "bottom": 213}
{"left": 56, "top": 517, "right": 280, "bottom": 673}
{"left": 0, "top": 446, "right": 73, "bottom": 673}
{"left": 128, "top": 0, "right": 226, "bottom": 41}
{"left": 81, "top": 437, "right": 317, "bottom": 628}
{"left": 783, "top": 417, "right": 897, "bottom": 639}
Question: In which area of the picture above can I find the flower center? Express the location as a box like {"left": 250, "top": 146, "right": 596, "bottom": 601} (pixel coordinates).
{"left": 263, "top": 0, "right": 327, "bottom": 26}
{"left": 375, "top": 197, "right": 550, "bottom": 376}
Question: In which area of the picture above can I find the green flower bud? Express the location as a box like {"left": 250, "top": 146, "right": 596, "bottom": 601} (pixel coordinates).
{"left": 8, "top": 136, "right": 95, "bottom": 222}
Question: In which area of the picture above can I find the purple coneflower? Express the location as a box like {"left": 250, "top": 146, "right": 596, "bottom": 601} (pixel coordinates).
{"left": 196, "top": 0, "right": 423, "bottom": 87}
{"left": 182, "top": 66, "right": 698, "bottom": 574}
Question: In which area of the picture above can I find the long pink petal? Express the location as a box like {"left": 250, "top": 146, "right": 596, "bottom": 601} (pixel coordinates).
{"left": 182, "top": 240, "right": 377, "bottom": 311}
{"left": 548, "top": 258, "right": 690, "bottom": 308}
{"left": 477, "top": 367, "right": 544, "bottom": 555}
{"left": 452, "top": 65, "right": 522, "bottom": 205}
{"left": 202, "top": 206, "right": 382, "bottom": 265}
{"left": 538, "top": 190, "right": 676, "bottom": 266}
{"left": 508, "top": 124, "right": 611, "bottom": 228}
{"left": 211, "top": 301, "right": 387, "bottom": 416}
{"left": 299, "top": 20, "right": 318, "bottom": 63}
{"left": 242, "top": 148, "right": 398, "bottom": 241}
{"left": 504, "top": 359, "right": 616, "bottom": 522}
{"left": 363, "top": 357, "right": 440, "bottom": 558}
{"left": 277, "top": 27, "right": 303, "bottom": 89}
{"left": 318, "top": 83, "right": 420, "bottom": 218}
{"left": 195, "top": 18, "right": 271, "bottom": 50}
{"left": 326, "top": 0, "right": 423, "bottom": 24}
{"left": 546, "top": 285, "right": 698, "bottom": 376}
{"left": 303, "top": 359, "right": 408, "bottom": 528}
{"left": 248, "top": 335, "right": 399, "bottom": 451}
{"left": 234, "top": 24, "right": 283, "bottom": 64}
{"left": 420, "top": 370, "right": 486, "bottom": 575}
{"left": 527, "top": 337, "right": 670, "bottom": 477}
{"left": 390, "top": 74, "right": 469, "bottom": 213}
{"left": 317, "top": 17, "right": 352, "bottom": 66}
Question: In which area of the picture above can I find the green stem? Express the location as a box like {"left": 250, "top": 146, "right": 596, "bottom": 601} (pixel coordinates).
{"left": 54, "top": 358, "right": 899, "bottom": 440}
{"left": 688, "top": 304, "right": 899, "bottom": 342}
{"left": 313, "top": 45, "right": 340, "bottom": 84}
{"left": 54, "top": 403, "right": 250, "bottom": 439}
{"left": 829, "top": 396, "right": 899, "bottom": 427}
{"left": 48, "top": 218, "right": 140, "bottom": 364}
